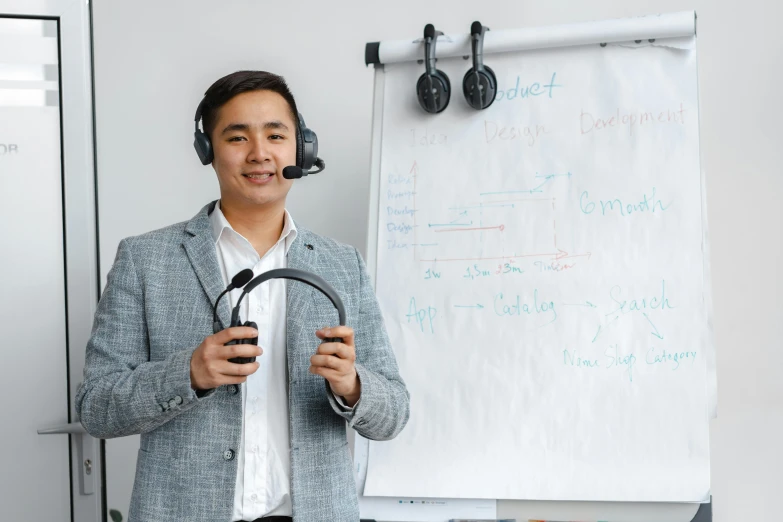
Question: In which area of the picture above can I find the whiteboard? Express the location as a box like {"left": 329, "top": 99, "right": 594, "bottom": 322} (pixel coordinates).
{"left": 361, "top": 12, "right": 713, "bottom": 512}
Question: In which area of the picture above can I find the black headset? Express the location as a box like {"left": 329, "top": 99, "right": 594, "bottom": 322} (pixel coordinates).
{"left": 463, "top": 21, "right": 496, "bottom": 110}
{"left": 193, "top": 96, "right": 325, "bottom": 178}
{"left": 416, "top": 24, "right": 451, "bottom": 114}
{"left": 214, "top": 268, "right": 347, "bottom": 364}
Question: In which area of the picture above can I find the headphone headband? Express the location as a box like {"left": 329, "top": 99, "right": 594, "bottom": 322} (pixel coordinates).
{"left": 194, "top": 96, "right": 206, "bottom": 124}
{"left": 232, "top": 268, "right": 346, "bottom": 327}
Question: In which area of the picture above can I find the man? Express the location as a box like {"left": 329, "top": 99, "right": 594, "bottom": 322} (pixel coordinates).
{"left": 75, "top": 70, "right": 410, "bottom": 522}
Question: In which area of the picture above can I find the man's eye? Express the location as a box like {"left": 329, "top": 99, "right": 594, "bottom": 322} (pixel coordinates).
{"left": 228, "top": 136, "right": 246, "bottom": 142}
{"left": 270, "top": 134, "right": 284, "bottom": 140}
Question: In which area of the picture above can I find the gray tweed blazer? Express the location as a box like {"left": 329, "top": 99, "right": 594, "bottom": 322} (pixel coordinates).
{"left": 75, "top": 201, "right": 410, "bottom": 521}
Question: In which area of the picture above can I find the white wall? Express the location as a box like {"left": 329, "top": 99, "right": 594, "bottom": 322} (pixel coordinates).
{"left": 92, "top": 1, "right": 782, "bottom": 520}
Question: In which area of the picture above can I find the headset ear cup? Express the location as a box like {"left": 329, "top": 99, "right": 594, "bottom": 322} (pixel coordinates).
{"left": 482, "top": 65, "right": 497, "bottom": 109}
{"left": 296, "top": 124, "right": 304, "bottom": 169}
{"left": 227, "top": 319, "right": 258, "bottom": 364}
{"left": 416, "top": 70, "right": 451, "bottom": 114}
{"left": 462, "top": 65, "right": 497, "bottom": 110}
{"left": 193, "top": 130, "right": 213, "bottom": 165}
{"left": 295, "top": 113, "right": 318, "bottom": 170}
{"left": 300, "top": 128, "right": 317, "bottom": 170}
{"left": 462, "top": 69, "right": 478, "bottom": 108}
{"left": 440, "top": 71, "right": 451, "bottom": 111}
{"left": 244, "top": 320, "right": 259, "bottom": 346}
{"left": 416, "top": 74, "right": 433, "bottom": 112}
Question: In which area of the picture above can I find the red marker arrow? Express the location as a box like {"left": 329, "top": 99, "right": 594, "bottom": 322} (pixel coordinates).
{"left": 555, "top": 251, "right": 592, "bottom": 261}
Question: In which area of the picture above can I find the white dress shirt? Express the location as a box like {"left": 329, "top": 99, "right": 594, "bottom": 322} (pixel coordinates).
{"left": 209, "top": 201, "right": 296, "bottom": 520}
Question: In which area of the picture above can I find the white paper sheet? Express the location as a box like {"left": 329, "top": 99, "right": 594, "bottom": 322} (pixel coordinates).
{"left": 365, "top": 37, "right": 711, "bottom": 502}
{"left": 355, "top": 434, "right": 497, "bottom": 521}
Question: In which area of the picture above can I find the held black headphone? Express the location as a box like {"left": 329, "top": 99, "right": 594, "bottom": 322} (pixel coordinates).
{"left": 416, "top": 24, "right": 451, "bottom": 114}
{"left": 213, "top": 268, "right": 346, "bottom": 364}
{"left": 193, "top": 96, "right": 325, "bottom": 178}
{"left": 462, "top": 21, "right": 497, "bottom": 110}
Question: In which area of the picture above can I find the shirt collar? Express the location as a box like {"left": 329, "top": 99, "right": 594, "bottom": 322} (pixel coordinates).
{"left": 209, "top": 200, "right": 298, "bottom": 255}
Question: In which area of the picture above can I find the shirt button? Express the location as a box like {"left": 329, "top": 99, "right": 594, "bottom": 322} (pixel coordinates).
{"left": 223, "top": 449, "right": 235, "bottom": 461}
{"left": 250, "top": 493, "right": 258, "bottom": 502}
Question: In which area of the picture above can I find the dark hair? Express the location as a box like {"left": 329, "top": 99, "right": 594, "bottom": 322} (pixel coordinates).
{"left": 200, "top": 70, "right": 299, "bottom": 138}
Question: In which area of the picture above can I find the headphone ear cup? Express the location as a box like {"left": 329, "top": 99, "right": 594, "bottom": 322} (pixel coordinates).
{"left": 295, "top": 113, "right": 318, "bottom": 170}
{"left": 227, "top": 320, "right": 258, "bottom": 364}
{"left": 441, "top": 69, "right": 452, "bottom": 98}
{"left": 295, "top": 123, "right": 305, "bottom": 169}
{"left": 224, "top": 314, "right": 242, "bottom": 347}
{"left": 462, "top": 65, "right": 497, "bottom": 110}
{"left": 299, "top": 128, "right": 317, "bottom": 170}
{"left": 244, "top": 320, "right": 259, "bottom": 346}
{"left": 193, "top": 130, "right": 213, "bottom": 165}
{"left": 417, "top": 70, "right": 451, "bottom": 114}
{"left": 482, "top": 65, "right": 497, "bottom": 108}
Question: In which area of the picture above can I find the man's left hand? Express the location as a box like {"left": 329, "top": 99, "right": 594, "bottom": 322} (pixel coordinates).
{"left": 310, "top": 326, "right": 361, "bottom": 407}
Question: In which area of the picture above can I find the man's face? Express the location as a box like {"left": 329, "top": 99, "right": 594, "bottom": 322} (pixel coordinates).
{"left": 210, "top": 90, "right": 297, "bottom": 210}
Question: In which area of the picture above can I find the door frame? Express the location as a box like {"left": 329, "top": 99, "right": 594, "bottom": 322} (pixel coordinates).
{"left": 0, "top": 1, "right": 101, "bottom": 520}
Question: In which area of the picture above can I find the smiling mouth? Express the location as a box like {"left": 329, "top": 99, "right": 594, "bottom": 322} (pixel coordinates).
{"left": 243, "top": 173, "right": 274, "bottom": 180}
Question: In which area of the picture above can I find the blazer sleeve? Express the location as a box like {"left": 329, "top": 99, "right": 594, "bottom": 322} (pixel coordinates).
{"left": 75, "top": 238, "right": 214, "bottom": 439}
{"left": 325, "top": 247, "right": 411, "bottom": 441}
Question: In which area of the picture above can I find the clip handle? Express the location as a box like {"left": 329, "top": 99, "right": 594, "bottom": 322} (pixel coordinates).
{"left": 470, "top": 21, "right": 488, "bottom": 73}
{"left": 423, "top": 23, "right": 443, "bottom": 76}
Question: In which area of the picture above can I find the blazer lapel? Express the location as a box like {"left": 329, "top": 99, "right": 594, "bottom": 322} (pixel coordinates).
{"left": 285, "top": 229, "right": 316, "bottom": 363}
{"left": 183, "top": 202, "right": 232, "bottom": 330}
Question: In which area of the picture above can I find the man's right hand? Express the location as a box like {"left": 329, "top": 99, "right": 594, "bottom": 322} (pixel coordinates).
{"left": 190, "top": 327, "right": 262, "bottom": 391}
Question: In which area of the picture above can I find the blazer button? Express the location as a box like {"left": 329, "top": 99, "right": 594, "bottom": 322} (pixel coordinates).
{"left": 228, "top": 385, "right": 239, "bottom": 395}
{"left": 174, "top": 395, "right": 183, "bottom": 405}
{"left": 223, "top": 449, "right": 235, "bottom": 461}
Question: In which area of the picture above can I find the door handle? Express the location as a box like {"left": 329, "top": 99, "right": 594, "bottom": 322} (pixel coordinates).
{"left": 38, "top": 421, "right": 95, "bottom": 495}
{"left": 38, "top": 422, "right": 87, "bottom": 434}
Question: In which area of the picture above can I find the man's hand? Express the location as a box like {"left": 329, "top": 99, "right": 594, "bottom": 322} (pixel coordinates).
{"left": 310, "top": 326, "right": 361, "bottom": 407}
{"left": 190, "top": 327, "right": 262, "bottom": 391}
